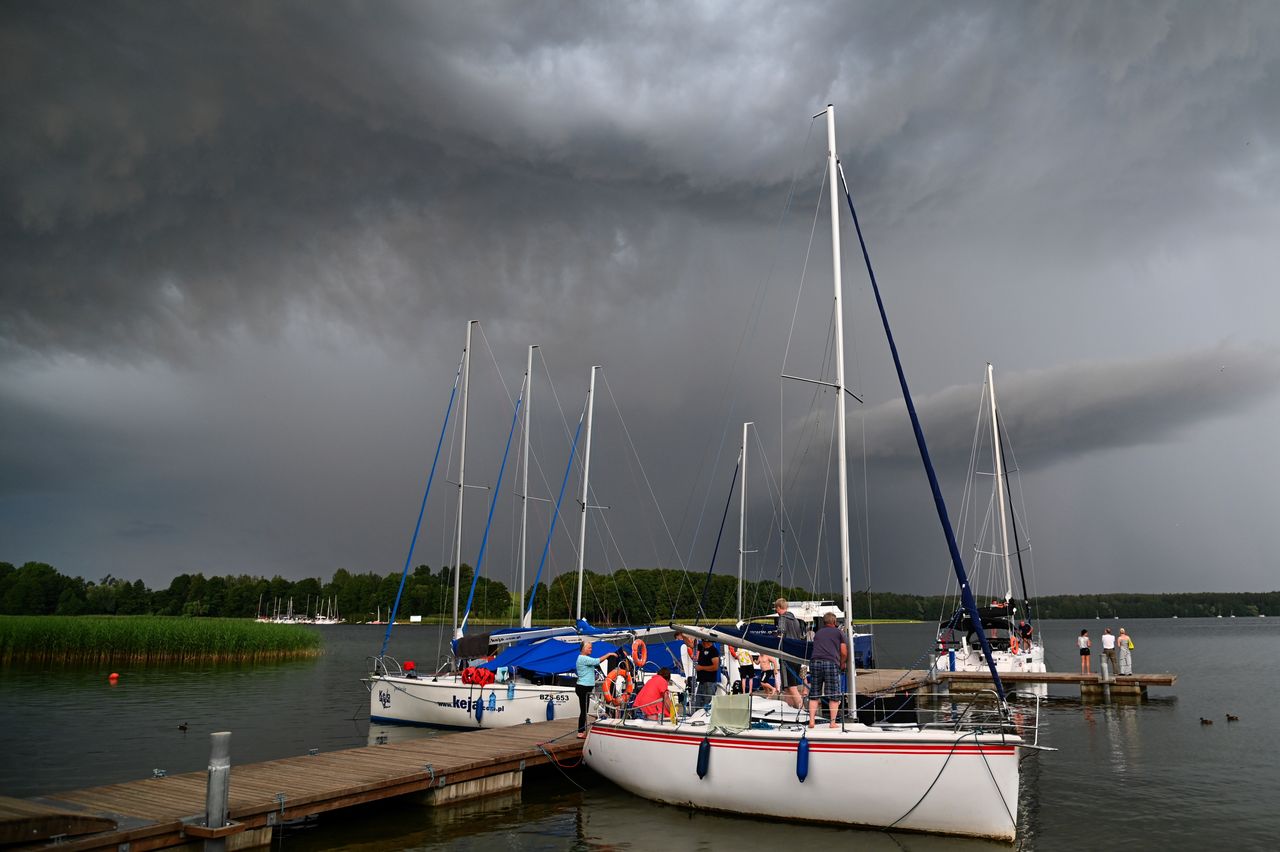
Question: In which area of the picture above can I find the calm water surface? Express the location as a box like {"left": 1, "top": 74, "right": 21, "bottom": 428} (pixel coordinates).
{"left": 3, "top": 619, "right": 1277, "bottom": 850}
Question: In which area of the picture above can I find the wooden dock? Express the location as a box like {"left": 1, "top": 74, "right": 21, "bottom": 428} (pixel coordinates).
{"left": 851, "top": 667, "right": 1177, "bottom": 702}
{"left": 5, "top": 719, "right": 583, "bottom": 851}
{"left": 936, "top": 670, "right": 1177, "bottom": 701}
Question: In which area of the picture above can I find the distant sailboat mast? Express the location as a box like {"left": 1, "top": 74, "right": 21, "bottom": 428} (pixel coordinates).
{"left": 988, "top": 364, "right": 1015, "bottom": 606}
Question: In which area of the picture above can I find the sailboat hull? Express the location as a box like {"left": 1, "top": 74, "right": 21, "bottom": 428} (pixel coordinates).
{"left": 585, "top": 718, "right": 1021, "bottom": 841}
{"left": 936, "top": 644, "right": 1048, "bottom": 697}
{"left": 367, "top": 674, "right": 577, "bottom": 729}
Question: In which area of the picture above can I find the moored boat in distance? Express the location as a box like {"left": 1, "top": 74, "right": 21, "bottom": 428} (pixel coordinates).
{"left": 935, "top": 364, "right": 1047, "bottom": 697}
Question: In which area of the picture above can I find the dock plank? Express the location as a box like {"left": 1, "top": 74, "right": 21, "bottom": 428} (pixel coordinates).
{"left": 0, "top": 796, "right": 117, "bottom": 845}
{"left": 23, "top": 720, "right": 585, "bottom": 851}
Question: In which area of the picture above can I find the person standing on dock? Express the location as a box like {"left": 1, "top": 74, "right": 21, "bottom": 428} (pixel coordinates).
{"left": 575, "top": 641, "right": 616, "bottom": 739}
{"left": 1101, "top": 627, "right": 1118, "bottom": 675}
{"left": 1117, "top": 628, "right": 1134, "bottom": 675}
{"left": 1078, "top": 629, "right": 1092, "bottom": 674}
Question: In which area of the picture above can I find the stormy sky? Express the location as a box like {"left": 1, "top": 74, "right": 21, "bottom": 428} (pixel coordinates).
{"left": 3, "top": 1, "right": 1279, "bottom": 604}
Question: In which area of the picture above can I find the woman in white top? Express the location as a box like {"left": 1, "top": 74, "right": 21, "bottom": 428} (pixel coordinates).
{"left": 1077, "top": 629, "right": 1092, "bottom": 674}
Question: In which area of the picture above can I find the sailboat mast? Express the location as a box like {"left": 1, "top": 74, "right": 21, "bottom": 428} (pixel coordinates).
{"left": 988, "top": 364, "right": 1014, "bottom": 604}
{"left": 825, "top": 105, "right": 858, "bottom": 711}
{"left": 738, "top": 421, "right": 752, "bottom": 624}
{"left": 452, "top": 320, "right": 476, "bottom": 639}
{"left": 574, "top": 366, "right": 599, "bottom": 622}
{"left": 520, "top": 345, "right": 536, "bottom": 628}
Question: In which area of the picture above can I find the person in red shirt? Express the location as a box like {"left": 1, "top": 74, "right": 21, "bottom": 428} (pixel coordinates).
{"left": 632, "top": 667, "right": 673, "bottom": 719}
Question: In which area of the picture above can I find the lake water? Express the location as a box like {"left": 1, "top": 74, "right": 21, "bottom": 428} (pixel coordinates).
{"left": 3, "top": 618, "right": 1277, "bottom": 850}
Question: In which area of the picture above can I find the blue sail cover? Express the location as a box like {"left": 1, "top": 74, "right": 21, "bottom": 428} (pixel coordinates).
{"left": 473, "top": 632, "right": 689, "bottom": 679}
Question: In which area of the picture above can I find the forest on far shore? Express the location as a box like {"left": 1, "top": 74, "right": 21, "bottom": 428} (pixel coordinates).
{"left": 1, "top": 561, "right": 1276, "bottom": 623}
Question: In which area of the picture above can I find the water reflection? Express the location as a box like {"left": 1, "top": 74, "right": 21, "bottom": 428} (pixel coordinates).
{"left": 280, "top": 770, "right": 1016, "bottom": 852}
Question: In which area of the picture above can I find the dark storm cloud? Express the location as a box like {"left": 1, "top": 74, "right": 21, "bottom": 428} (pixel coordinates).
{"left": 2, "top": 2, "right": 1278, "bottom": 592}
{"left": 5, "top": 1, "right": 1278, "bottom": 364}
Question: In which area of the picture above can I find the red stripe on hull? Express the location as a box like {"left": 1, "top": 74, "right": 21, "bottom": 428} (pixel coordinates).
{"left": 589, "top": 726, "right": 1017, "bottom": 755}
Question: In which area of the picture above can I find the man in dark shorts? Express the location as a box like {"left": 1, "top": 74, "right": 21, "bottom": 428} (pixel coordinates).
{"left": 775, "top": 598, "right": 807, "bottom": 708}
{"left": 808, "top": 612, "right": 847, "bottom": 728}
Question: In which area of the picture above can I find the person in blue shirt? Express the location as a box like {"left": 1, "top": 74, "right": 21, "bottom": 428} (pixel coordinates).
{"left": 575, "top": 640, "right": 616, "bottom": 738}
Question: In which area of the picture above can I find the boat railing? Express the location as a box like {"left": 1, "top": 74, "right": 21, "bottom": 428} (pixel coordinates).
{"left": 913, "top": 689, "right": 1045, "bottom": 745}
{"left": 368, "top": 655, "right": 404, "bottom": 677}
{"left": 594, "top": 681, "right": 1044, "bottom": 746}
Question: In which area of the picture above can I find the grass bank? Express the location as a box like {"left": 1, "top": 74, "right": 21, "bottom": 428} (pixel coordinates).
{"left": 0, "top": 616, "right": 322, "bottom": 665}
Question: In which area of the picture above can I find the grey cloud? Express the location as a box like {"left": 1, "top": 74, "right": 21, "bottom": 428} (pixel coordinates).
{"left": 854, "top": 344, "right": 1280, "bottom": 468}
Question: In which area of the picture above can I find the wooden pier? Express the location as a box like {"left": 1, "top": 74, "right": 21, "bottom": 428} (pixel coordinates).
{"left": 853, "top": 667, "right": 1177, "bottom": 702}
{"left": 936, "top": 670, "right": 1177, "bottom": 701}
{"left": 3, "top": 719, "right": 583, "bottom": 851}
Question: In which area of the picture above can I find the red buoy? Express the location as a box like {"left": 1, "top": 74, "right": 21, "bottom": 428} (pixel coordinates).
{"left": 108, "top": 672, "right": 120, "bottom": 684}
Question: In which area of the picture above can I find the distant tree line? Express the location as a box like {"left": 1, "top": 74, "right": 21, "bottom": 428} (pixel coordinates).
{"left": 3, "top": 561, "right": 1276, "bottom": 622}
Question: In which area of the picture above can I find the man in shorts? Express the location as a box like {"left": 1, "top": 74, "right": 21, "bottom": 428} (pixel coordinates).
{"left": 775, "top": 598, "right": 807, "bottom": 708}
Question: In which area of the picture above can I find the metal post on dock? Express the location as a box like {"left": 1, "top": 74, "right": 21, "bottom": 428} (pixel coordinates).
{"left": 205, "top": 731, "right": 231, "bottom": 852}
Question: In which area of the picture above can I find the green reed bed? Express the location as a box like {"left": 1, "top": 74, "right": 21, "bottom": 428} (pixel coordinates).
{"left": 0, "top": 616, "right": 322, "bottom": 665}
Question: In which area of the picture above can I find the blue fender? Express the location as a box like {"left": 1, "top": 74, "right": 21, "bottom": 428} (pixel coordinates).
{"left": 696, "top": 736, "right": 711, "bottom": 779}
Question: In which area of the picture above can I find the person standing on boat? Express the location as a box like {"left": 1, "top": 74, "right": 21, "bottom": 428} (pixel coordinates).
{"left": 1117, "top": 628, "right": 1134, "bottom": 675}
{"left": 775, "top": 598, "right": 807, "bottom": 708}
{"left": 757, "top": 653, "right": 779, "bottom": 695}
{"left": 575, "top": 641, "right": 616, "bottom": 739}
{"left": 676, "top": 632, "right": 696, "bottom": 696}
{"left": 808, "top": 612, "right": 848, "bottom": 729}
{"left": 1100, "top": 627, "right": 1118, "bottom": 675}
{"left": 1077, "top": 629, "right": 1092, "bottom": 674}
{"left": 736, "top": 646, "right": 755, "bottom": 693}
{"left": 694, "top": 638, "right": 720, "bottom": 710}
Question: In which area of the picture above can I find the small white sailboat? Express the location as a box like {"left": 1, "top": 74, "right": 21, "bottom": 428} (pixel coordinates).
{"left": 585, "top": 106, "right": 1033, "bottom": 842}
{"left": 935, "top": 364, "right": 1047, "bottom": 696}
{"left": 366, "top": 339, "right": 672, "bottom": 728}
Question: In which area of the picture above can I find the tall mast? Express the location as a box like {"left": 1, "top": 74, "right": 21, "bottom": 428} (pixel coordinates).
{"left": 574, "top": 366, "right": 599, "bottom": 622}
{"left": 988, "top": 363, "right": 1014, "bottom": 603}
{"left": 737, "top": 421, "right": 752, "bottom": 624}
{"left": 520, "top": 345, "right": 537, "bottom": 628}
{"left": 451, "top": 320, "right": 476, "bottom": 640}
{"left": 825, "top": 105, "right": 857, "bottom": 711}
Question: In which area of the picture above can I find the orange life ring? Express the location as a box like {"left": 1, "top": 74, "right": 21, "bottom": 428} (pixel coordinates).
{"left": 1009, "top": 635, "right": 1020, "bottom": 654}
{"left": 631, "top": 640, "right": 648, "bottom": 667}
{"left": 603, "top": 667, "right": 634, "bottom": 706}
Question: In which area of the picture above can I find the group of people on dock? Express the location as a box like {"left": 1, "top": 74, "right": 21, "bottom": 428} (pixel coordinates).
{"left": 573, "top": 598, "right": 851, "bottom": 735}
{"left": 1078, "top": 626, "right": 1134, "bottom": 675}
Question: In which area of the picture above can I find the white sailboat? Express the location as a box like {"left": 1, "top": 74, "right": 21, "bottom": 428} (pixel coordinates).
{"left": 935, "top": 364, "right": 1047, "bottom": 695}
{"left": 585, "top": 105, "right": 1032, "bottom": 842}
{"left": 367, "top": 349, "right": 657, "bottom": 728}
